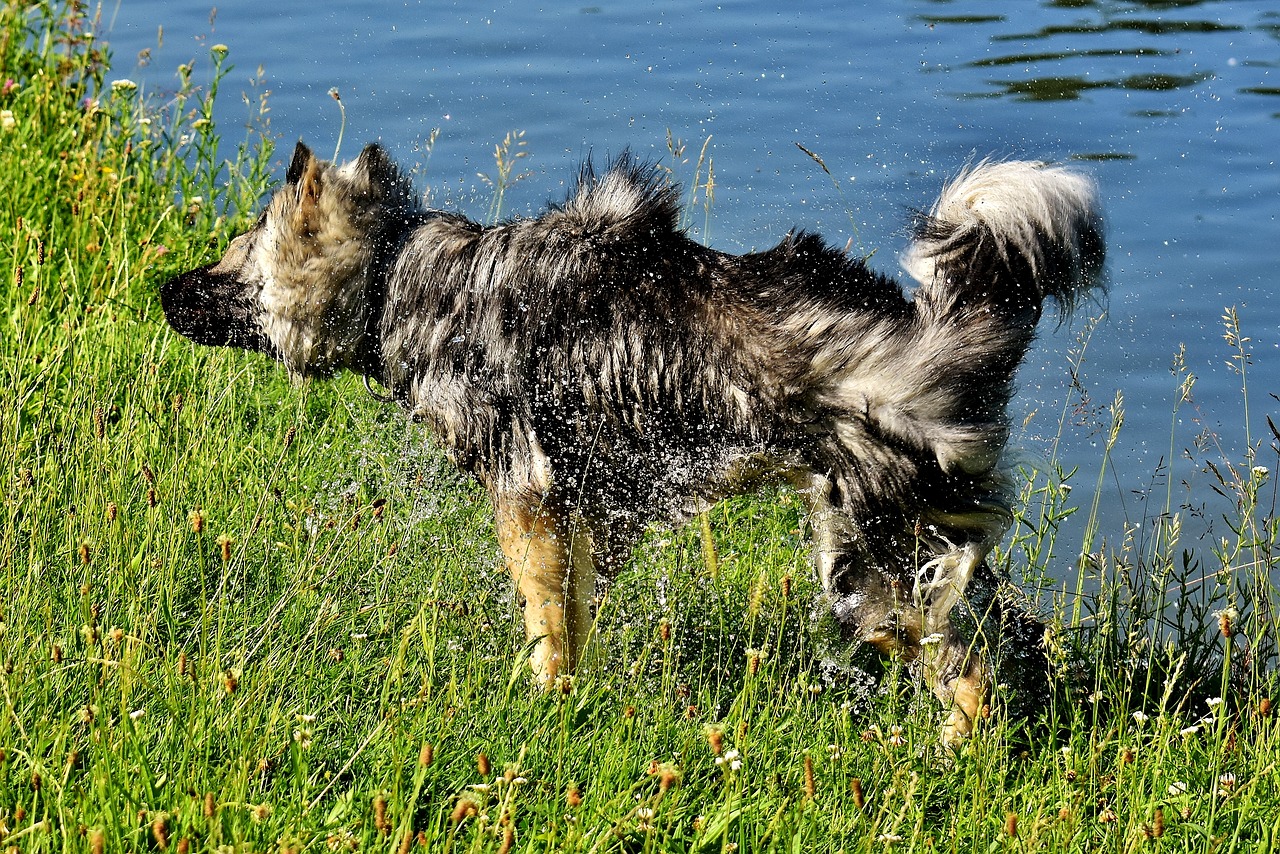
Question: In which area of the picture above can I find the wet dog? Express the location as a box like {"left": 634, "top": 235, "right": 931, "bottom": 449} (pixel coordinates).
{"left": 161, "top": 142, "right": 1103, "bottom": 741}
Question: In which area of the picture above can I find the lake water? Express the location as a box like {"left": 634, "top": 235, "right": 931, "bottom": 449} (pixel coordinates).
{"left": 102, "top": 0, "right": 1279, "bottom": 561}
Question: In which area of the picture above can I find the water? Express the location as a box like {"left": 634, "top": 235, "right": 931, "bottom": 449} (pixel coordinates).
{"left": 103, "top": 1, "right": 1279, "bottom": 557}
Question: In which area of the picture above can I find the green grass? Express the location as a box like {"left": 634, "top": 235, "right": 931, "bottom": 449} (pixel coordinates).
{"left": 2, "top": 4, "right": 1280, "bottom": 851}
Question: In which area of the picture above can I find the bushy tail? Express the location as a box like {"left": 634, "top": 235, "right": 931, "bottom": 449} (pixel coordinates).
{"left": 901, "top": 160, "right": 1105, "bottom": 319}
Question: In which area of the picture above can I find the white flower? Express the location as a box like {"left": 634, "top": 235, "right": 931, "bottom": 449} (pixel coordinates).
{"left": 129, "top": 708, "right": 145, "bottom": 720}
{"left": 714, "top": 748, "right": 743, "bottom": 771}
{"left": 1132, "top": 711, "right": 1150, "bottom": 725}
{"left": 110, "top": 78, "right": 137, "bottom": 92}
{"left": 1206, "top": 697, "right": 1224, "bottom": 709}
{"left": 1253, "top": 466, "right": 1270, "bottom": 481}
{"left": 0, "top": 109, "right": 14, "bottom": 131}
{"left": 1169, "top": 781, "right": 1188, "bottom": 796}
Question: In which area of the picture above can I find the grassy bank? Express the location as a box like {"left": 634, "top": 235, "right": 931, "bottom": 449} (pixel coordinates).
{"left": 2, "top": 4, "right": 1279, "bottom": 851}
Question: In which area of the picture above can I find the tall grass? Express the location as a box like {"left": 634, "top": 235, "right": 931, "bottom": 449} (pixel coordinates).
{"left": 2, "top": 4, "right": 1279, "bottom": 851}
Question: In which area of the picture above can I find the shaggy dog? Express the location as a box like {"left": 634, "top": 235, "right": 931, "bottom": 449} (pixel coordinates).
{"left": 162, "top": 142, "right": 1104, "bottom": 741}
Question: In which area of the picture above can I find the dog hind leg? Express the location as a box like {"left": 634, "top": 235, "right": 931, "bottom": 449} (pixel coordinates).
{"left": 493, "top": 494, "right": 597, "bottom": 685}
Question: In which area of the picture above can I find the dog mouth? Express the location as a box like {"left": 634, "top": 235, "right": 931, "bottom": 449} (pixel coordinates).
{"left": 161, "top": 265, "right": 273, "bottom": 354}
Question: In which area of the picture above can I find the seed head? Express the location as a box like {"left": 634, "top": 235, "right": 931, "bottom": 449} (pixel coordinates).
{"left": 151, "top": 816, "right": 169, "bottom": 850}
{"left": 93, "top": 405, "right": 105, "bottom": 439}
{"left": 223, "top": 670, "right": 238, "bottom": 694}
{"left": 566, "top": 784, "right": 582, "bottom": 808}
{"left": 203, "top": 793, "right": 216, "bottom": 818}
{"left": 373, "top": 795, "right": 390, "bottom": 836}
{"left": 52, "top": 643, "right": 64, "bottom": 664}
{"left": 189, "top": 509, "right": 204, "bottom": 533}
{"left": 1259, "top": 698, "right": 1273, "bottom": 717}
{"left": 477, "top": 753, "right": 491, "bottom": 777}
{"left": 851, "top": 778, "right": 865, "bottom": 810}
{"left": 706, "top": 726, "right": 724, "bottom": 756}
{"left": 147, "top": 488, "right": 158, "bottom": 508}
{"left": 450, "top": 797, "right": 479, "bottom": 824}
{"left": 803, "top": 752, "right": 816, "bottom": 800}
{"left": 780, "top": 573, "right": 792, "bottom": 598}
{"left": 1005, "top": 812, "right": 1018, "bottom": 838}
{"left": 418, "top": 742, "right": 434, "bottom": 767}
{"left": 217, "top": 534, "right": 233, "bottom": 562}
{"left": 1153, "top": 807, "right": 1164, "bottom": 838}
{"left": 80, "top": 541, "right": 92, "bottom": 564}
{"left": 106, "top": 502, "right": 118, "bottom": 523}
{"left": 90, "top": 829, "right": 105, "bottom": 854}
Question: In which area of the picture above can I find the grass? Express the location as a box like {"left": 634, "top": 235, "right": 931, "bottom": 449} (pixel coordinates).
{"left": 2, "top": 3, "right": 1280, "bottom": 851}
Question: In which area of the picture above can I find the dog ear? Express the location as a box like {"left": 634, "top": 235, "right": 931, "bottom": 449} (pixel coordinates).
{"left": 289, "top": 144, "right": 323, "bottom": 227}
{"left": 355, "top": 143, "right": 399, "bottom": 195}
{"left": 286, "top": 140, "right": 313, "bottom": 185}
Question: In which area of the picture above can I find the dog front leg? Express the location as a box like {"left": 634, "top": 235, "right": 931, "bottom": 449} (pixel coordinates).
{"left": 493, "top": 494, "right": 596, "bottom": 685}
{"left": 915, "top": 543, "right": 992, "bottom": 744}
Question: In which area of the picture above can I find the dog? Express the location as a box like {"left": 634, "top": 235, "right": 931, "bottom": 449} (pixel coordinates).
{"left": 161, "top": 141, "right": 1104, "bottom": 742}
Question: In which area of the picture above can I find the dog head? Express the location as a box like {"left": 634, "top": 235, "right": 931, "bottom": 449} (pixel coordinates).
{"left": 161, "top": 141, "right": 418, "bottom": 377}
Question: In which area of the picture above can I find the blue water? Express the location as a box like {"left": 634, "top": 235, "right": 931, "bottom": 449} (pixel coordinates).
{"left": 104, "top": 1, "right": 1279, "bottom": 559}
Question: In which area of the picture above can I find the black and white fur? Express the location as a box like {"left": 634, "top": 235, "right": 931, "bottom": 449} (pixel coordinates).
{"left": 162, "top": 142, "right": 1104, "bottom": 742}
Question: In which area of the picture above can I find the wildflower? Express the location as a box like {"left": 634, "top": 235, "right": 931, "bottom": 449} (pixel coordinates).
{"left": 877, "top": 833, "right": 903, "bottom": 845}
{"left": 1252, "top": 466, "right": 1269, "bottom": 481}
{"left": 1168, "top": 781, "right": 1188, "bottom": 796}
{"left": 1179, "top": 724, "right": 1200, "bottom": 738}
{"left": 1, "top": 78, "right": 16, "bottom": 95}
{"left": 293, "top": 728, "right": 313, "bottom": 749}
{"left": 210, "top": 44, "right": 229, "bottom": 57}
{"left": 1132, "top": 711, "right": 1150, "bottom": 725}
{"left": 129, "top": 708, "right": 146, "bottom": 721}
{"left": 1, "top": 109, "right": 15, "bottom": 131}
{"left": 1206, "top": 697, "right": 1224, "bottom": 709}
{"left": 714, "top": 748, "right": 743, "bottom": 771}
{"left": 1217, "top": 772, "right": 1236, "bottom": 793}
{"left": 1099, "top": 807, "right": 1117, "bottom": 823}
{"left": 887, "top": 725, "right": 905, "bottom": 747}
{"left": 110, "top": 79, "right": 138, "bottom": 93}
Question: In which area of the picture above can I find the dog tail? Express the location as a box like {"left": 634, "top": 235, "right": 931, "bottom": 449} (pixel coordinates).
{"left": 901, "top": 160, "right": 1105, "bottom": 320}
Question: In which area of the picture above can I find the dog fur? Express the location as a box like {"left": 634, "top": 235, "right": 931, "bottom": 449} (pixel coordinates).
{"left": 161, "top": 142, "right": 1104, "bottom": 742}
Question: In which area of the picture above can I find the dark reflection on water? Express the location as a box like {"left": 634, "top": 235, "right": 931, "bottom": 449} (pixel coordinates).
{"left": 989, "top": 71, "right": 1212, "bottom": 102}
{"left": 925, "top": 0, "right": 1275, "bottom": 103}
{"left": 970, "top": 47, "right": 1171, "bottom": 67}
{"left": 996, "top": 19, "right": 1242, "bottom": 39}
